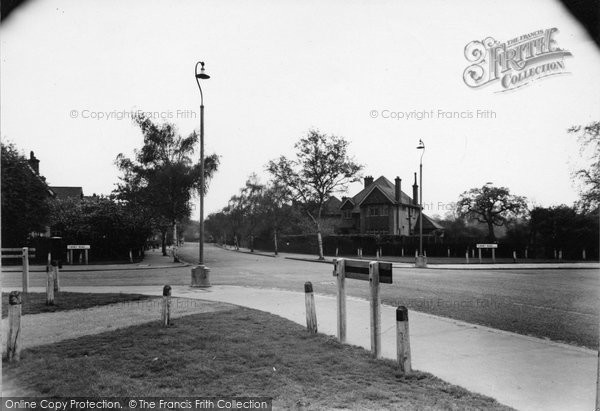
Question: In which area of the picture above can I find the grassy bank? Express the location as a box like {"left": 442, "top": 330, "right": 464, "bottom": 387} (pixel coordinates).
{"left": 4, "top": 307, "right": 512, "bottom": 410}
{"left": 1, "top": 292, "right": 155, "bottom": 318}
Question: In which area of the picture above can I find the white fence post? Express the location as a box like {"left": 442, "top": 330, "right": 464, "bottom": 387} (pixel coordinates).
{"left": 22, "top": 247, "right": 29, "bottom": 293}
{"left": 369, "top": 261, "right": 381, "bottom": 358}
{"left": 335, "top": 259, "right": 346, "bottom": 343}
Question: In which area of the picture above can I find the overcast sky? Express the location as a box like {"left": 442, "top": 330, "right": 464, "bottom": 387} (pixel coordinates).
{"left": 2, "top": 0, "right": 599, "bottom": 218}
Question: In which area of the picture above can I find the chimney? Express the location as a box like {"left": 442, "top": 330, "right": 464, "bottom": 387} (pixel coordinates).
{"left": 364, "top": 176, "right": 374, "bottom": 188}
{"left": 395, "top": 177, "right": 401, "bottom": 203}
{"left": 28, "top": 151, "right": 40, "bottom": 175}
{"left": 412, "top": 172, "right": 418, "bottom": 205}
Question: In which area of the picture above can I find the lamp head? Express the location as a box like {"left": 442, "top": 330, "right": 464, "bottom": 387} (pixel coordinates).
{"left": 416, "top": 139, "right": 425, "bottom": 149}
{"left": 195, "top": 61, "right": 210, "bottom": 79}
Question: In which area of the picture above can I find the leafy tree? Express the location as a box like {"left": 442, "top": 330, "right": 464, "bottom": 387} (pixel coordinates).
{"left": 456, "top": 184, "right": 528, "bottom": 242}
{"left": 48, "top": 196, "right": 152, "bottom": 260}
{"left": 258, "top": 182, "right": 294, "bottom": 255}
{"left": 115, "top": 114, "right": 219, "bottom": 257}
{"left": 1, "top": 143, "right": 51, "bottom": 246}
{"left": 569, "top": 121, "right": 600, "bottom": 211}
{"left": 530, "top": 205, "right": 598, "bottom": 259}
{"left": 267, "top": 130, "right": 362, "bottom": 259}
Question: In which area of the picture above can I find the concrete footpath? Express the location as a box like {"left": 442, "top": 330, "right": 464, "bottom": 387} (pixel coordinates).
{"left": 35, "top": 284, "right": 597, "bottom": 411}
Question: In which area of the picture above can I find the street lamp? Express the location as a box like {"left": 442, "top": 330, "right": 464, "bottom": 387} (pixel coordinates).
{"left": 192, "top": 61, "right": 211, "bottom": 287}
{"left": 416, "top": 139, "right": 427, "bottom": 268}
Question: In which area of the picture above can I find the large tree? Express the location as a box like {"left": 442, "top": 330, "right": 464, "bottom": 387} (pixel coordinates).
{"left": 456, "top": 184, "right": 528, "bottom": 242}
{"left": 267, "top": 130, "right": 362, "bottom": 259}
{"left": 1, "top": 143, "right": 51, "bottom": 246}
{"left": 115, "top": 114, "right": 219, "bottom": 257}
{"left": 568, "top": 121, "right": 600, "bottom": 211}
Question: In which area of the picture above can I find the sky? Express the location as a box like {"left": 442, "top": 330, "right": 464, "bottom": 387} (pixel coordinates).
{"left": 2, "top": 0, "right": 599, "bottom": 218}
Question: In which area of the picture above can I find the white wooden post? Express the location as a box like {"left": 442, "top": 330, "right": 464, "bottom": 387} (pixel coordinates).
{"left": 491, "top": 248, "right": 495, "bottom": 263}
{"left": 401, "top": 247, "right": 404, "bottom": 257}
{"left": 129, "top": 249, "right": 133, "bottom": 263}
{"left": 472, "top": 249, "right": 475, "bottom": 258}
{"left": 335, "top": 247, "right": 338, "bottom": 257}
{"left": 559, "top": 250, "right": 563, "bottom": 260}
{"left": 369, "top": 261, "right": 381, "bottom": 358}
{"left": 304, "top": 282, "right": 318, "bottom": 334}
{"left": 47, "top": 251, "right": 51, "bottom": 266}
{"left": 447, "top": 248, "right": 450, "bottom": 258}
{"left": 583, "top": 249, "right": 586, "bottom": 260}
{"left": 478, "top": 248, "right": 482, "bottom": 263}
{"left": 525, "top": 247, "right": 528, "bottom": 259}
{"left": 414, "top": 250, "right": 418, "bottom": 258}
{"left": 161, "top": 285, "right": 171, "bottom": 327}
{"left": 46, "top": 266, "right": 54, "bottom": 305}
{"left": 21, "top": 247, "right": 29, "bottom": 293}
{"left": 512, "top": 251, "right": 517, "bottom": 263}
{"left": 7, "top": 291, "right": 22, "bottom": 362}
{"left": 554, "top": 249, "right": 557, "bottom": 259}
{"left": 68, "top": 249, "right": 72, "bottom": 264}
{"left": 84, "top": 249, "right": 89, "bottom": 265}
{"left": 335, "top": 259, "right": 346, "bottom": 343}
{"left": 465, "top": 251, "right": 469, "bottom": 264}
{"left": 396, "top": 306, "right": 412, "bottom": 373}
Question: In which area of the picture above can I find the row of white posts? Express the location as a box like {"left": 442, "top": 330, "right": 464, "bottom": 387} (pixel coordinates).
{"left": 335, "top": 248, "right": 588, "bottom": 262}
{"left": 304, "top": 258, "right": 411, "bottom": 373}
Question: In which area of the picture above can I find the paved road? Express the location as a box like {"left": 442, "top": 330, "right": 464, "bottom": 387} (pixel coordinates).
{"left": 177, "top": 243, "right": 600, "bottom": 349}
{"left": 3, "top": 244, "right": 598, "bottom": 347}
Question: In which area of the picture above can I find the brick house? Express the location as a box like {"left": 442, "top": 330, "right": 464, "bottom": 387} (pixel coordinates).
{"left": 337, "top": 175, "right": 442, "bottom": 236}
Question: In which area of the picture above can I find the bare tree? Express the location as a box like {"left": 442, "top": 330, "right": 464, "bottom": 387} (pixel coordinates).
{"left": 267, "top": 130, "right": 362, "bottom": 259}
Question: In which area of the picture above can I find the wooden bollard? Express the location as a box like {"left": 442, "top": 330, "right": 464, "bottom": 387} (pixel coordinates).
{"left": 512, "top": 251, "right": 517, "bottom": 263}
{"left": 161, "top": 285, "right": 171, "bottom": 327}
{"left": 7, "top": 291, "right": 22, "bottom": 362}
{"left": 583, "top": 249, "right": 586, "bottom": 260}
{"left": 401, "top": 247, "right": 404, "bottom": 257}
{"left": 129, "top": 249, "right": 134, "bottom": 263}
{"left": 396, "top": 306, "right": 412, "bottom": 373}
{"left": 465, "top": 251, "right": 469, "bottom": 264}
{"left": 369, "top": 261, "right": 381, "bottom": 358}
{"left": 22, "top": 247, "right": 29, "bottom": 293}
{"left": 304, "top": 282, "right": 317, "bottom": 333}
{"left": 46, "top": 264, "right": 55, "bottom": 305}
{"left": 478, "top": 248, "right": 482, "bottom": 263}
{"left": 335, "top": 259, "right": 346, "bottom": 343}
{"left": 447, "top": 248, "right": 450, "bottom": 258}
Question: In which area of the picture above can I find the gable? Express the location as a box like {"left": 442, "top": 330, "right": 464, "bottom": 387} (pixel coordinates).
{"left": 360, "top": 186, "right": 394, "bottom": 206}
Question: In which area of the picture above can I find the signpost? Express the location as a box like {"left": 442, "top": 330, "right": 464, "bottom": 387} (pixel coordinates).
{"left": 476, "top": 243, "right": 498, "bottom": 263}
{"left": 333, "top": 258, "right": 392, "bottom": 358}
{"left": 67, "top": 245, "right": 90, "bottom": 265}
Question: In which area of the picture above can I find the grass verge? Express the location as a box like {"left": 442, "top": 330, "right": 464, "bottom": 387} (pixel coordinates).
{"left": 4, "top": 307, "right": 512, "bottom": 410}
{"left": 1, "top": 292, "right": 154, "bottom": 318}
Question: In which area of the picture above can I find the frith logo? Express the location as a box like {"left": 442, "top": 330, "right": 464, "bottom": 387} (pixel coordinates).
{"left": 463, "top": 28, "right": 572, "bottom": 92}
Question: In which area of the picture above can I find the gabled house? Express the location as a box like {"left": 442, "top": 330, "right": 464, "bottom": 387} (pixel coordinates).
{"left": 337, "top": 175, "right": 443, "bottom": 236}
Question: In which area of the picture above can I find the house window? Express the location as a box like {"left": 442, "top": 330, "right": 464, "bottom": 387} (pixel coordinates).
{"left": 342, "top": 210, "right": 352, "bottom": 220}
{"left": 368, "top": 206, "right": 388, "bottom": 217}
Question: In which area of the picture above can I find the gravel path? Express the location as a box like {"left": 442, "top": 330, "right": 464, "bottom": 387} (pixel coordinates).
{"left": 1, "top": 297, "right": 235, "bottom": 353}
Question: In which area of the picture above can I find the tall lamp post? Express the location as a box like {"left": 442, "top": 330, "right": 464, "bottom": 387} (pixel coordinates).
{"left": 416, "top": 139, "right": 427, "bottom": 268}
{"left": 192, "top": 61, "right": 211, "bottom": 287}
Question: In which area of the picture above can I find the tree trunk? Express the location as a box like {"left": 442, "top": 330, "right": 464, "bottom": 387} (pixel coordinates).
{"left": 161, "top": 230, "right": 167, "bottom": 256}
{"left": 172, "top": 222, "right": 179, "bottom": 262}
{"left": 317, "top": 229, "right": 324, "bottom": 260}
{"left": 273, "top": 230, "right": 278, "bottom": 256}
{"left": 487, "top": 222, "right": 496, "bottom": 242}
